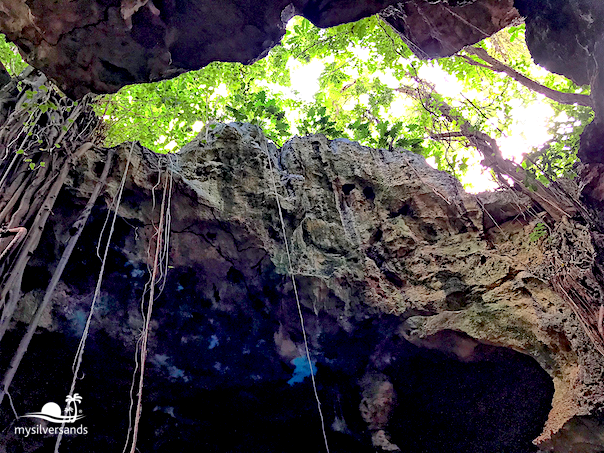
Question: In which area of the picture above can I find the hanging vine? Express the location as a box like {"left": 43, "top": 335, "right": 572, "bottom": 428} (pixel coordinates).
{"left": 0, "top": 68, "right": 103, "bottom": 406}
{"left": 0, "top": 67, "right": 101, "bottom": 335}
{"left": 122, "top": 154, "right": 174, "bottom": 453}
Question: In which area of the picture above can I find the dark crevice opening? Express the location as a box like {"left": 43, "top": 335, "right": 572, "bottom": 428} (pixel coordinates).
{"left": 380, "top": 332, "right": 554, "bottom": 453}
{"left": 342, "top": 183, "right": 355, "bottom": 195}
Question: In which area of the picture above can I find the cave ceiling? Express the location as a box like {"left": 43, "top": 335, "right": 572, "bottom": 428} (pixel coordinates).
{"left": 0, "top": 0, "right": 566, "bottom": 98}
{"left": 4, "top": 1, "right": 604, "bottom": 451}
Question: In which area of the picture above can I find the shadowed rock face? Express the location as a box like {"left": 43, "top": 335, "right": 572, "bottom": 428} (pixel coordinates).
{"left": 2, "top": 123, "right": 604, "bottom": 451}
{"left": 0, "top": 0, "right": 516, "bottom": 97}
{"left": 380, "top": 0, "right": 519, "bottom": 58}
{"left": 0, "top": 0, "right": 405, "bottom": 97}
{"left": 515, "top": 0, "right": 603, "bottom": 88}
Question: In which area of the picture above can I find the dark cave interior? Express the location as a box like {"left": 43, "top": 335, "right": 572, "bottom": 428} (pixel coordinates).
{"left": 0, "top": 188, "right": 554, "bottom": 452}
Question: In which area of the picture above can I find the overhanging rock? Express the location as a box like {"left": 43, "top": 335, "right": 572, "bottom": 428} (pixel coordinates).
{"left": 0, "top": 0, "right": 520, "bottom": 98}
{"left": 380, "top": 0, "right": 519, "bottom": 58}
{"left": 0, "top": 0, "right": 404, "bottom": 97}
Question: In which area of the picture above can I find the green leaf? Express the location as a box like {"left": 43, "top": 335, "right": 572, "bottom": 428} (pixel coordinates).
{"left": 86, "top": 17, "right": 588, "bottom": 188}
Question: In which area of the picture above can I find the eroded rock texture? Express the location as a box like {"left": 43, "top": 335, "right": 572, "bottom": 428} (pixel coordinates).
{"left": 2, "top": 123, "right": 604, "bottom": 452}
{"left": 380, "top": 0, "right": 519, "bottom": 58}
{"left": 0, "top": 0, "right": 407, "bottom": 97}
{"left": 0, "top": 0, "right": 518, "bottom": 98}
{"left": 514, "top": 0, "right": 602, "bottom": 89}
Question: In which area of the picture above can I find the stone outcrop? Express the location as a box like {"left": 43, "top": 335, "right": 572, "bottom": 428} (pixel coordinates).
{"left": 0, "top": 0, "right": 515, "bottom": 97}
{"left": 380, "top": 0, "right": 520, "bottom": 58}
{"left": 2, "top": 123, "right": 604, "bottom": 451}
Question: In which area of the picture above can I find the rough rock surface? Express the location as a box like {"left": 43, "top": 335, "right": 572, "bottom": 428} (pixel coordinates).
{"left": 0, "top": 0, "right": 516, "bottom": 98}
{"left": 514, "top": 0, "right": 602, "bottom": 89}
{"left": 380, "top": 0, "right": 519, "bottom": 58}
{"left": 0, "top": 0, "right": 404, "bottom": 97}
{"left": 2, "top": 123, "right": 604, "bottom": 452}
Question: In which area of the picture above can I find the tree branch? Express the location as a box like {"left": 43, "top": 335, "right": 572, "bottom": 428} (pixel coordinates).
{"left": 428, "top": 131, "right": 466, "bottom": 140}
{"left": 397, "top": 81, "right": 577, "bottom": 221}
{"left": 462, "top": 46, "right": 593, "bottom": 108}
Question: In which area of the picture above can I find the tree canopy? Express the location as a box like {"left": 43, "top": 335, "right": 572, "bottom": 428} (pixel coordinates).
{"left": 0, "top": 14, "right": 593, "bottom": 192}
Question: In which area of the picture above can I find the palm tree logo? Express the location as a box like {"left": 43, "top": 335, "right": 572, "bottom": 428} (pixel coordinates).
{"left": 22, "top": 393, "right": 84, "bottom": 423}
{"left": 64, "top": 393, "right": 82, "bottom": 423}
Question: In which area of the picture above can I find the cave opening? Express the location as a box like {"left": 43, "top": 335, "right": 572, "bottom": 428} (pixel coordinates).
{"left": 0, "top": 319, "right": 554, "bottom": 453}
{"left": 0, "top": 194, "right": 554, "bottom": 453}
{"left": 383, "top": 335, "right": 554, "bottom": 453}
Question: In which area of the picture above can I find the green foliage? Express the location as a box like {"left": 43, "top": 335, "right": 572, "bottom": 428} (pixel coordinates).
{"left": 96, "top": 54, "right": 295, "bottom": 151}
{"left": 224, "top": 90, "right": 292, "bottom": 143}
{"left": 529, "top": 222, "right": 548, "bottom": 242}
{"left": 0, "top": 34, "right": 27, "bottom": 76}
{"left": 298, "top": 105, "right": 344, "bottom": 137}
{"left": 522, "top": 103, "right": 593, "bottom": 183}
{"left": 92, "top": 15, "right": 592, "bottom": 190}
{"left": 0, "top": 17, "right": 591, "bottom": 189}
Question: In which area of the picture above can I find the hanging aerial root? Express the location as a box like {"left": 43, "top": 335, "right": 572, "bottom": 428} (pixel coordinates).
{"left": 0, "top": 143, "right": 92, "bottom": 342}
{"left": 125, "top": 157, "right": 172, "bottom": 453}
{"left": 538, "top": 217, "right": 604, "bottom": 357}
{"left": 54, "top": 143, "right": 133, "bottom": 453}
{"left": 0, "top": 152, "right": 53, "bottom": 229}
{"left": 0, "top": 148, "right": 115, "bottom": 408}
{"left": 0, "top": 171, "right": 29, "bottom": 221}
{"left": 0, "top": 226, "right": 26, "bottom": 263}
{"left": 259, "top": 129, "right": 330, "bottom": 453}
{"left": 598, "top": 305, "right": 604, "bottom": 338}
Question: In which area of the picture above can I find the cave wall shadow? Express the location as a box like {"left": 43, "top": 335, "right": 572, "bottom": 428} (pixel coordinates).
{"left": 0, "top": 191, "right": 554, "bottom": 452}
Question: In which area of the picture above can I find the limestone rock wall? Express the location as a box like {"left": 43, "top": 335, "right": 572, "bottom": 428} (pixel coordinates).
{"left": 2, "top": 123, "right": 603, "bottom": 452}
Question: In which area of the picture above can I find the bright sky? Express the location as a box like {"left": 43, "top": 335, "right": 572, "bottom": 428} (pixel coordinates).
{"left": 284, "top": 54, "right": 557, "bottom": 193}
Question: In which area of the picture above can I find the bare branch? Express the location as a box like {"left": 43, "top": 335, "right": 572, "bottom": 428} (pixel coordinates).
{"left": 462, "top": 46, "right": 593, "bottom": 108}
{"left": 428, "top": 131, "right": 466, "bottom": 140}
